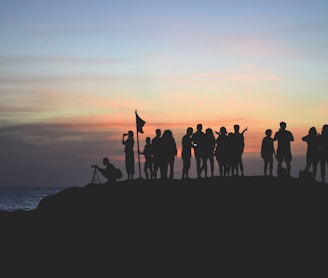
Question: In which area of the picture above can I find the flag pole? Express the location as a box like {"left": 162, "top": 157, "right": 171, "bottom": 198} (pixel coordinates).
{"left": 135, "top": 110, "right": 142, "bottom": 178}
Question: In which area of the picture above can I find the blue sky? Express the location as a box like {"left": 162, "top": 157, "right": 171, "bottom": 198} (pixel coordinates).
{"left": 1, "top": 0, "right": 328, "bottom": 186}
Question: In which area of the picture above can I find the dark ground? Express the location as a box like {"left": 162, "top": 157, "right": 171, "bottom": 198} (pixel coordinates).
{"left": 1, "top": 176, "right": 328, "bottom": 277}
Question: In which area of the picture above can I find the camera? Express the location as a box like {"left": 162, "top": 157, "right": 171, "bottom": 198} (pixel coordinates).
{"left": 193, "top": 143, "right": 197, "bottom": 147}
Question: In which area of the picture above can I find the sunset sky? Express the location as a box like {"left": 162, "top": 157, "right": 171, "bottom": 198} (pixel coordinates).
{"left": 1, "top": 0, "right": 327, "bottom": 187}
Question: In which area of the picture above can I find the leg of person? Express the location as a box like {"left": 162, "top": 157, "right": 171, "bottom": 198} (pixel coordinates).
{"left": 264, "top": 159, "right": 268, "bottom": 176}
{"left": 286, "top": 161, "right": 291, "bottom": 175}
{"left": 269, "top": 157, "right": 273, "bottom": 176}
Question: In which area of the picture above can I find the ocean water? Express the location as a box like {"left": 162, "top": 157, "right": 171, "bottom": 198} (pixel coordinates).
{"left": 0, "top": 186, "right": 66, "bottom": 212}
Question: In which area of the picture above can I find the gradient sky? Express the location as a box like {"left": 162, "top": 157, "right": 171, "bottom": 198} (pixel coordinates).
{"left": 1, "top": 0, "right": 327, "bottom": 187}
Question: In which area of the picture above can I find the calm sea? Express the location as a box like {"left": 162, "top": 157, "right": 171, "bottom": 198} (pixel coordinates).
{"left": 0, "top": 186, "right": 67, "bottom": 212}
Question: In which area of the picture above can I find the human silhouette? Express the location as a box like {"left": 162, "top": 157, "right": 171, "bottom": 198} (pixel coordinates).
{"left": 226, "top": 132, "right": 235, "bottom": 176}
{"left": 231, "top": 124, "right": 247, "bottom": 176}
{"left": 301, "top": 127, "right": 320, "bottom": 179}
{"left": 319, "top": 124, "right": 328, "bottom": 183}
{"left": 181, "top": 127, "right": 193, "bottom": 179}
{"left": 122, "top": 130, "right": 135, "bottom": 180}
{"left": 261, "top": 129, "right": 276, "bottom": 176}
{"left": 274, "top": 122, "right": 294, "bottom": 176}
{"left": 214, "top": 126, "right": 229, "bottom": 176}
{"left": 92, "top": 157, "right": 121, "bottom": 183}
{"left": 151, "top": 129, "right": 162, "bottom": 179}
{"left": 203, "top": 128, "right": 216, "bottom": 177}
{"left": 139, "top": 136, "right": 154, "bottom": 179}
{"left": 191, "top": 123, "right": 206, "bottom": 178}
{"left": 159, "top": 129, "right": 177, "bottom": 179}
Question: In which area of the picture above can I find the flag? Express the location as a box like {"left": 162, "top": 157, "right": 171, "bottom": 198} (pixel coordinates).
{"left": 135, "top": 110, "right": 146, "bottom": 133}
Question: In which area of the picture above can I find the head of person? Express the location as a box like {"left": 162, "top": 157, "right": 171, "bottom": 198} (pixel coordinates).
{"left": 280, "top": 122, "right": 287, "bottom": 130}
{"left": 128, "top": 130, "right": 133, "bottom": 138}
{"left": 265, "top": 129, "right": 272, "bottom": 137}
{"left": 309, "top": 127, "right": 317, "bottom": 136}
{"left": 322, "top": 124, "right": 328, "bottom": 136}
{"left": 163, "top": 129, "right": 172, "bottom": 138}
{"left": 187, "top": 127, "right": 193, "bottom": 136}
{"left": 220, "top": 126, "right": 227, "bottom": 135}
{"left": 155, "top": 128, "right": 161, "bottom": 137}
{"left": 196, "top": 123, "right": 202, "bottom": 131}
{"left": 146, "top": 136, "right": 151, "bottom": 144}
{"left": 206, "top": 128, "right": 213, "bottom": 135}
{"left": 234, "top": 124, "right": 240, "bottom": 132}
{"left": 103, "top": 157, "right": 109, "bottom": 166}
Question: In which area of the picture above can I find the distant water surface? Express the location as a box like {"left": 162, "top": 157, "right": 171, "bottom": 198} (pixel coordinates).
{"left": 0, "top": 186, "right": 66, "bottom": 212}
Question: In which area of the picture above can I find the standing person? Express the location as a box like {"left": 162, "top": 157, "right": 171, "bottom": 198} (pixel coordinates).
{"left": 226, "top": 132, "right": 235, "bottom": 176}
{"left": 319, "top": 124, "right": 328, "bottom": 183}
{"left": 261, "top": 129, "right": 276, "bottom": 176}
{"left": 203, "top": 128, "right": 216, "bottom": 177}
{"left": 215, "top": 126, "right": 229, "bottom": 176}
{"left": 274, "top": 121, "right": 294, "bottom": 176}
{"left": 151, "top": 128, "right": 162, "bottom": 179}
{"left": 192, "top": 123, "right": 206, "bottom": 178}
{"left": 160, "top": 129, "right": 177, "bottom": 179}
{"left": 139, "top": 136, "right": 154, "bottom": 180}
{"left": 231, "top": 124, "right": 247, "bottom": 176}
{"left": 181, "top": 127, "right": 194, "bottom": 179}
{"left": 302, "top": 127, "right": 320, "bottom": 179}
{"left": 122, "top": 130, "right": 135, "bottom": 180}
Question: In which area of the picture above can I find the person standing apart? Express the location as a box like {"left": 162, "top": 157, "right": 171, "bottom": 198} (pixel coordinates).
{"left": 122, "top": 130, "right": 135, "bottom": 180}
{"left": 92, "top": 157, "right": 121, "bottom": 183}
{"left": 261, "top": 129, "right": 276, "bottom": 176}
{"left": 274, "top": 122, "right": 294, "bottom": 176}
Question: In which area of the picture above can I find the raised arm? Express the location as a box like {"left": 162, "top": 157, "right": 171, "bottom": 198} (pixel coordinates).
{"left": 241, "top": 127, "right": 248, "bottom": 135}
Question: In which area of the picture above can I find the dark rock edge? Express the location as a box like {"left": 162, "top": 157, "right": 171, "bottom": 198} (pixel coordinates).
{"left": 1, "top": 176, "right": 327, "bottom": 277}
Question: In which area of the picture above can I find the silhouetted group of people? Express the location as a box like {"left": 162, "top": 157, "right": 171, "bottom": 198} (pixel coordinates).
{"left": 140, "top": 129, "right": 177, "bottom": 180}
{"left": 261, "top": 121, "right": 294, "bottom": 177}
{"left": 260, "top": 122, "right": 328, "bottom": 183}
{"left": 93, "top": 122, "right": 328, "bottom": 184}
{"left": 181, "top": 123, "right": 248, "bottom": 179}
{"left": 126, "top": 123, "right": 248, "bottom": 181}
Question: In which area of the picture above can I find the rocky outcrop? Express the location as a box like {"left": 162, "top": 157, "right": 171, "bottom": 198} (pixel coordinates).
{"left": 1, "top": 176, "right": 327, "bottom": 277}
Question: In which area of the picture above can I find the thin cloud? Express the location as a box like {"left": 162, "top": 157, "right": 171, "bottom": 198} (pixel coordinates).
{"left": 0, "top": 74, "right": 150, "bottom": 84}
{"left": 0, "top": 55, "right": 126, "bottom": 65}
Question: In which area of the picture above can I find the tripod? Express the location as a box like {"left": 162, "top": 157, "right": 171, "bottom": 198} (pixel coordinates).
{"left": 91, "top": 166, "right": 101, "bottom": 184}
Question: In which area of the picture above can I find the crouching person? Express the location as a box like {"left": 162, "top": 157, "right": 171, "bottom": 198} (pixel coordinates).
{"left": 93, "top": 157, "right": 122, "bottom": 183}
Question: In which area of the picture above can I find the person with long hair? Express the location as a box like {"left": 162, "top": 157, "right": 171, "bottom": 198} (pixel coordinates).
{"left": 302, "top": 126, "right": 320, "bottom": 179}
{"left": 214, "top": 126, "right": 229, "bottom": 176}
